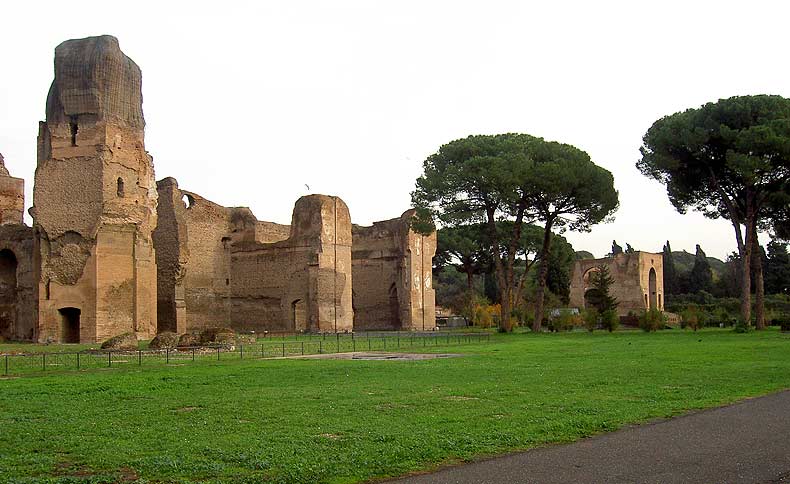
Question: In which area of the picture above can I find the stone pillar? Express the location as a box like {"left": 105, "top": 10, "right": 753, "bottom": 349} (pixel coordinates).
{"left": 32, "top": 36, "right": 157, "bottom": 343}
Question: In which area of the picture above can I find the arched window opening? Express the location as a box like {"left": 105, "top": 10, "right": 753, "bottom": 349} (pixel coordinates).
{"left": 648, "top": 268, "right": 657, "bottom": 310}
{"left": 116, "top": 177, "right": 125, "bottom": 198}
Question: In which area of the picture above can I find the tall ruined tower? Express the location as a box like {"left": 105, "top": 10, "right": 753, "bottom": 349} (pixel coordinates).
{"left": 33, "top": 36, "right": 158, "bottom": 343}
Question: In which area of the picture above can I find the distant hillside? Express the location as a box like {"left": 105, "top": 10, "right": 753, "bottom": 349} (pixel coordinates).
{"left": 671, "top": 250, "right": 725, "bottom": 279}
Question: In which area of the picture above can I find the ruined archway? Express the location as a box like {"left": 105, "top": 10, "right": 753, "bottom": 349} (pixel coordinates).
{"left": 0, "top": 249, "right": 17, "bottom": 339}
{"left": 648, "top": 267, "right": 657, "bottom": 310}
{"left": 59, "top": 307, "right": 81, "bottom": 343}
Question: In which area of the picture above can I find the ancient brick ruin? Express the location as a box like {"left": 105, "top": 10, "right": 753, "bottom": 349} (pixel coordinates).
{"left": 0, "top": 35, "right": 436, "bottom": 343}
{"left": 352, "top": 211, "right": 436, "bottom": 331}
{"left": 569, "top": 252, "right": 664, "bottom": 316}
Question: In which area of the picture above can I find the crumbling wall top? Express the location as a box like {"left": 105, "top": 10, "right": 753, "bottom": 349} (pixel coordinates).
{"left": 46, "top": 35, "right": 144, "bottom": 129}
{"left": 0, "top": 153, "right": 9, "bottom": 177}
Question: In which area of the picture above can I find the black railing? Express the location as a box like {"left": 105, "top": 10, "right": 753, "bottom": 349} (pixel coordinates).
{"left": 0, "top": 332, "right": 491, "bottom": 377}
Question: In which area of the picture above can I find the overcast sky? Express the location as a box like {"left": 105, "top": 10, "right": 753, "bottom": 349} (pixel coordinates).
{"left": 1, "top": 1, "right": 785, "bottom": 259}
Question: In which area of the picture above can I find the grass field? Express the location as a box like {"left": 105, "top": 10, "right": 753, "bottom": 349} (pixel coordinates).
{"left": 1, "top": 329, "right": 789, "bottom": 483}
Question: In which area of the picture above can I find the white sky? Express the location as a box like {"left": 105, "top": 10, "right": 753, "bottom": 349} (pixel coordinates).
{"left": 0, "top": 0, "right": 785, "bottom": 259}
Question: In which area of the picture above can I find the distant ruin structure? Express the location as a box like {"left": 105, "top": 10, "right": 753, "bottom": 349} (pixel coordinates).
{"left": 0, "top": 35, "right": 436, "bottom": 343}
{"left": 155, "top": 179, "right": 354, "bottom": 335}
{"left": 352, "top": 211, "right": 436, "bottom": 331}
{"left": 569, "top": 252, "right": 664, "bottom": 316}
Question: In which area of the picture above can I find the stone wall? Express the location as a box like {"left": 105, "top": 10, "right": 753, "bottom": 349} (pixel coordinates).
{"left": 154, "top": 180, "right": 232, "bottom": 333}
{"left": 0, "top": 225, "right": 36, "bottom": 341}
{"left": 569, "top": 251, "right": 664, "bottom": 316}
{"left": 352, "top": 210, "right": 436, "bottom": 331}
{"left": 230, "top": 195, "right": 354, "bottom": 333}
{"left": 33, "top": 36, "right": 158, "bottom": 343}
{"left": 155, "top": 181, "right": 354, "bottom": 334}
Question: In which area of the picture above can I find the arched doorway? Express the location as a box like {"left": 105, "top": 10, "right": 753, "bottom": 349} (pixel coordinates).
{"left": 648, "top": 268, "right": 657, "bottom": 310}
{"left": 292, "top": 299, "right": 307, "bottom": 332}
{"left": 59, "top": 307, "right": 81, "bottom": 343}
{"left": 0, "top": 249, "right": 17, "bottom": 339}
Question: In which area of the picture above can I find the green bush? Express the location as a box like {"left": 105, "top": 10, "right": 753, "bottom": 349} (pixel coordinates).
{"left": 639, "top": 308, "right": 665, "bottom": 332}
{"left": 681, "top": 305, "right": 703, "bottom": 331}
{"left": 582, "top": 308, "right": 598, "bottom": 332}
{"left": 601, "top": 309, "right": 619, "bottom": 332}
{"left": 550, "top": 310, "right": 582, "bottom": 332}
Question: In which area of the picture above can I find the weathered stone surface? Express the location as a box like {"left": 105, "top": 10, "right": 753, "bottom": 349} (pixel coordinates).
{"left": 149, "top": 331, "right": 179, "bottom": 349}
{"left": 352, "top": 210, "right": 436, "bottom": 331}
{"left": 45, "top": 35, "right": 144, "bottom": 129}
{"left": 34, "top": 35, "right": 158, "bottom": 343}
{"left": 569, "top": 251, "right": 665, "bottom": 316}
{"left": 100, "top": 331, "right": 138, "bottom": 350}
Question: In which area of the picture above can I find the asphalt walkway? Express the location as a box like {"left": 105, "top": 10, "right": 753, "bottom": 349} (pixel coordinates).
{"left": 388, "top": 390, "right": 790, "bottom": 484}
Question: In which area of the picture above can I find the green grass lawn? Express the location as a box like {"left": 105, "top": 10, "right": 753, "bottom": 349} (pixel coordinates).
{"left": 1, "top": 329, "right": 788, "bottom": 483}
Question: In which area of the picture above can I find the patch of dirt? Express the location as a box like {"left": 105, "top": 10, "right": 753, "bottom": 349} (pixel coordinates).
{"left": 445, "top": 395, "right": 479, "bottom": 401}
{"left": 318, "top": 433, "right": 341, "bottom": 440}
{"left": 173, "top": 406, "right": 202, "bottom": 413}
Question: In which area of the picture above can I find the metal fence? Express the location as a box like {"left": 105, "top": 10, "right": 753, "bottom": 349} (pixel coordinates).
{"left": 1, "top": 332, "right": 491, "bottom": 377}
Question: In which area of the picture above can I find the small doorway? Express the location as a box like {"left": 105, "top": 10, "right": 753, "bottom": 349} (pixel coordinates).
{"left": 59, "top": 307, "right": 81, "bottom": 343}
{"left": 292, "top": 299, "right": 307, "bottom": 332}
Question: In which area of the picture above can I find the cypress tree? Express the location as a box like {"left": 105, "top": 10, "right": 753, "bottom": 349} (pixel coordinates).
{"left": 689, "top": 244, "right": 713, "bottom": 294}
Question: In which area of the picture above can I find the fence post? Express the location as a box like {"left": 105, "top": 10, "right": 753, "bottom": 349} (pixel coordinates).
{"left": 384, "top": 337, "right": 387, "bottom": 350}
{"left": 108, "top": 351, "right": 112, "bottom": 368}
{"left": 4, "top": 354, "right": 8, "bottom": 375}
{"left": 336, "top": 333, "right": 340, "bottom": 353}
{"left": 77, "top": 352, "right": 80, "bottom": 370}
{"left": 282, "top": 342, "right": 285, "bottom": 357}
{"left": 192, "top": 348, "right": 195, "bottom": 362}
{"left": 138, "top": 350, "right": 142, "bottom": 366}
{"left": 217, "top": 346, "right": 220, "bottom": 361}
{"left": 319, "top": 340, "right": 323, "bottom": 354}
{"left": 397, "top": 334, "right": 400, "bottom": 349}
{"left": 240, "top": 344, "right": 244, "bottom": 359}
{"left": 166, "top": 348, "right": 170, "bottom": 364}
{"left": 301, "top": 342, "right": 304, "bottom": 355}
{"left": 42, "top": 353, "right": 46, "bottom": 371}
{"left": 261, "top": 344, "right": 264, "bottom": 358}
{"left": 352, "top": 337, "right": 356, "bottom": 352}
{"left": 368, "top": 338, "right": 371, "bottom": 351}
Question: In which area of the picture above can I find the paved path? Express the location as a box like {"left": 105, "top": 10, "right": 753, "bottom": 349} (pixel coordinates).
{"left": 388, "top": 390, "right": 790, "bottom": 484}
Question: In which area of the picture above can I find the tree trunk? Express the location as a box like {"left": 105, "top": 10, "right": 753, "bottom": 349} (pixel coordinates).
{"left": 740, "top": 208, "right": 755, "bottom": 326}
{"left": 466, "top": 271, "right": 474, "bottom": 293}
{"left": 752, "top": 231, "right": 765, "bottom": 330}
{"left": 532, "top": 223, "right": 554, "bottom": 332}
